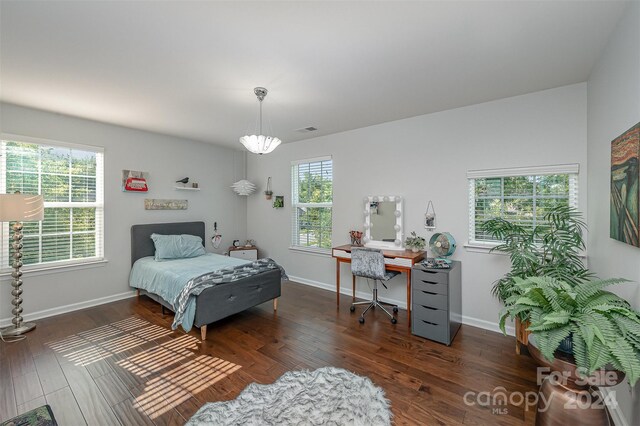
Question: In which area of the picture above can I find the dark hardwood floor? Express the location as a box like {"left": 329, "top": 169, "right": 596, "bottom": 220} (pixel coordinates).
{"left": 0, "top": 281, "right": 540, "bottom": 425}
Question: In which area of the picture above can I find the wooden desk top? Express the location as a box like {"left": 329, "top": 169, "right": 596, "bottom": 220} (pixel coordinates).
{"left": 332, "top": 244, "right": 425, "bottom": 260}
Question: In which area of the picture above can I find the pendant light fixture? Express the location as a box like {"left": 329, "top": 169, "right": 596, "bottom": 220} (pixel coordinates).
{"left": 239, "top": 87, "right": 282, "bottom": 155}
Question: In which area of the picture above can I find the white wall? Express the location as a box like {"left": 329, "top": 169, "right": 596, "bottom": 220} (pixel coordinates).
{"left": 587, "top": 2, "right": 640, "bottom": 424}
{"left": 0, "top": 102, "right": 248, "bottom": 323}
{"left": 247, "top": 83, "right": 588, "bottom": 331}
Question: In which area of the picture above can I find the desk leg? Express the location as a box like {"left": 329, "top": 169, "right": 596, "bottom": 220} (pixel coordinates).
{"left": 336, "top": 258, "right": 341, "bottom": 307}
{"left": 407, "top": 270, "right": 412, "bottom": 327}
{"left": 352, "top": 275, "right": 356, "bottom": 301}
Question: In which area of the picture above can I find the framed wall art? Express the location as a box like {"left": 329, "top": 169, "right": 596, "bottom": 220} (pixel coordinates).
{"left": 611, "top": 122, "right": 640, "bottom": 247}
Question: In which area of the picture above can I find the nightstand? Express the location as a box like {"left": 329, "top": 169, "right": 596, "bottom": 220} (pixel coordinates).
{"left": 228, "top": 246, "right": 258, "bottom": 261}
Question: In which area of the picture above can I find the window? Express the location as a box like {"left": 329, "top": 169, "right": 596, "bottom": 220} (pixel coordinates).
{"left": 291, "top": 157, "right": 333, "bottom": 251}
{"left": 468, "top": 164, "right": 579, "bottom": 245}
{"left": 0, "top": 137, "right": 104, "bottom": 269}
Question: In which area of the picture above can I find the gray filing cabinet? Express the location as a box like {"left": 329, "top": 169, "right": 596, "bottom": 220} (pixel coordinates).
{"left": 411, "top": 261, "right": 461, "bottom": 345}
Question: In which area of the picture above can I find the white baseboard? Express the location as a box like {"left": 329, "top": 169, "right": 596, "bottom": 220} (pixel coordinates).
{"left": 600, "top": 388, "right": 629, "bottom": 426}
{"left": 0, "top": 291, "right": 137, "bottom": 327}
{"left": 288, "top": 275, "right": 515, "bottom": 336}
{"left": 289, "top": 275, "right": 408, "bottom": 309}
{"left": 461, "top": 314, "right": 515, "bottom": 336}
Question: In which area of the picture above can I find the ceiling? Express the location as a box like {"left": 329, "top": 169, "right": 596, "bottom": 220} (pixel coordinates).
{"left": 0, "top": 1, "right": 629, "bottom": 149}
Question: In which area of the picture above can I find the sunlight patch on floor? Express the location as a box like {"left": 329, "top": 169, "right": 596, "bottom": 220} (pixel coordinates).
{"left": 45, "top": 316, "right": 243, "bottom": 419}
{"left": 133, "top": 355, "right": 241, "bottom": 419}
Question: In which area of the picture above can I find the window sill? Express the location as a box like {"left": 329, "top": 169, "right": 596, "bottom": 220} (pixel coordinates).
{"left": 0, "top": 258, "right": 108, "bottom": 280}
{"left": 464, "top": 242, "right": 503, "bottom": 254}
{"left": 464, "top": 242, "right": 588, "bottom": 259}
{"left": 288, "top": 246, "right": 332, "bottom": 257}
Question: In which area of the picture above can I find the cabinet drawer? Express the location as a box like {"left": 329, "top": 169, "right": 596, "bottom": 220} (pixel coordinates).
{"left": 412, "top": 269, "right": 448, "bottom": 285}
{"left": 412, "top": 319, "right": 449, "bottom": 344}
{"left": 229, "top": 249, "right": 258, "bottom": 261}
{"left": 412, "top": 304, "right": 448, "bottom": 325}
{"left": 412, "top": 289, "right": 448, "bottom": 310}
{"left": 412, "top": 278, "right": 448, "bottom": 295}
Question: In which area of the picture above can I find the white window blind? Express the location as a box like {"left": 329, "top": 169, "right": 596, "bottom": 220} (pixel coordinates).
{"left": 0, "top": 137, "right": 104, "bottom": 269}
{"left": 291, "top": 157, "right": 333, "bottom": 251}
{"left": 468, "top": 164, "right": 579, "bottom": 245}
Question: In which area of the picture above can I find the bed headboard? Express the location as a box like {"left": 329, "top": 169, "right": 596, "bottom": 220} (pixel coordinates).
{"left": 130, "top": 221, "right": 206, "bottom": 265}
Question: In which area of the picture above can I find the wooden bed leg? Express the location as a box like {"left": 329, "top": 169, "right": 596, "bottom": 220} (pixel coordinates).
{"left": 200, "top": 325, "right": 207, "bottom": 341}
{"left": 273, "top": 298, "right": 278, "bottom": 311}
{"left": 161, "top": 305, "right": 166, "bottom": 317}
{"left": 137, "top": 289, "right": 140, "bottom": 299}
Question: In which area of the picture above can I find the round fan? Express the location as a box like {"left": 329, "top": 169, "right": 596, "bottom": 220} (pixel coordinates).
{"left": 429, "top": 232, "right": 457, "bottom": 259}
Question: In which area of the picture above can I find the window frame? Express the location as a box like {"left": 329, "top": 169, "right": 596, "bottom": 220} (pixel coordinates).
{"left": 290, "top": 156, "right": 333, "bottom": 254}
{"left": 467, "top": 164, "right": 579, "bottom": 249}
{"left": 0, "top": 133, "right": 105, "bottom": 272}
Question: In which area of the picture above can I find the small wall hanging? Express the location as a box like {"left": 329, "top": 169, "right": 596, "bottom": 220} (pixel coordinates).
{"left": 144, "top": 199, "right": 188, "bottom": 210}
{"left": 211, "top": 221, "right": 222, "bottom": 249}
{"left": 231, "top": 180, "right": 256, "bottom": 196}
{"left": 265, "top": 177, "right": 273, "bottom": 200}
{"left": 273, "top": 195, "right": 284, "bottom": 208}
{"left": 425, "top": 200, "right": 436, "bottom": 230}
{"left": 122, "top": 170, "right": 149, "bottom": 192}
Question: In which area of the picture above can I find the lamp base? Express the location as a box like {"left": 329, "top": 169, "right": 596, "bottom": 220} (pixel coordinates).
{"left": 0, "top": 322, "right": 36, "bottom": 337}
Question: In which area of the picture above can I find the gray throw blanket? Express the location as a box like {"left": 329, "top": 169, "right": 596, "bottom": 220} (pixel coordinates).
{"left": 171, "top": 258, "right": 287, "bottom": 330}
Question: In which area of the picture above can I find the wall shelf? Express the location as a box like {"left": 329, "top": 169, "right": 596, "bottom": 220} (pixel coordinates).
{"left": 174, "top": 186, "right": 200, "bottom": 191}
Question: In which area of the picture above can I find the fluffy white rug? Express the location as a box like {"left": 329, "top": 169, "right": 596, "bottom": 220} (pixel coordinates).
{"left": 186, "top": 367, "right": 392, "bottom": 426}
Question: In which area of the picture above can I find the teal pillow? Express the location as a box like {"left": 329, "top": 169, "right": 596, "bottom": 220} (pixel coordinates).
{"left": 150, "top": 233, "right": 206, "bottom": 261}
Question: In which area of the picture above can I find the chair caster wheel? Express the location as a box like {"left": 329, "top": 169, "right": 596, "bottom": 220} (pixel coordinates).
{"left": 350, "top": 305, "right": 355, "bottom": 313}
{"left": 392, "top": 307, "right": 399, "bottom": 313}
{"left": 391, "top": 318, "right": 397, "bottom": 324}
{"left": 359, "top": 317, "right": 365, "bottom": 324}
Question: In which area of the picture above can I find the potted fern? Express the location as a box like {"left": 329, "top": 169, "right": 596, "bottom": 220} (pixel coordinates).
{"left": 482, "top": 205, "right": 593, "bottom": 351}
{"left": 404, "top": 231, "right": 426, "bottom": 253}
{"left": 499, "top": 276, "right": 640, "bottom": 385}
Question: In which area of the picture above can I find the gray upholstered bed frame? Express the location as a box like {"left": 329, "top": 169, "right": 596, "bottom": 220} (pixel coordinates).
{"left": 130, "top": 221, "right": 281, "bottom": 340}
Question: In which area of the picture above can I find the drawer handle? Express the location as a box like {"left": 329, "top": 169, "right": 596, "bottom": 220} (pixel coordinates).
{"left": 422, "top": 320, "right": 439, "bottom": 326}
{"left": 421, "top": 280, "right": 438, "bottom": 285}
{"left": 421, "top": 270, "right": 438, "bottom": 274}
{"left": 421, "top": 305, "right": 438, "bottom": 310}
{"left": 421, "top": 291, "right": 438, "bottom": 295}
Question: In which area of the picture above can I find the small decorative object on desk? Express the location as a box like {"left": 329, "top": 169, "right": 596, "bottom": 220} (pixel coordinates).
{"left": 245, "top": 239, "right": 256, "bottom": 247}
{"left": 273, "top": 195, "right": 284, "bottom": 208}
{"left": 404, "top": 231, "right": 426, "bottom": 253}
{"left": 349, "top": 230, "right": 363, "bottom": 246}
{"left": 421, "top": 257, "right": 450, "bottom": 269}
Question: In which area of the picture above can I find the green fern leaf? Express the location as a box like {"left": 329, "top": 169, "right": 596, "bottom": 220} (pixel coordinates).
{"left": 609, "top": 338, "right": 640, "bottom": 385}
{"left": 571, "top": 328, "right": 589, "bottom": 374}
{"left": 537, "top": 325, "right": 572, "bottom": 361}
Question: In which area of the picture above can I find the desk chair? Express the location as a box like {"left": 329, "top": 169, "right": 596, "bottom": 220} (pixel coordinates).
{"left": 350, "top": 247, "right": 399, "bottom": 324}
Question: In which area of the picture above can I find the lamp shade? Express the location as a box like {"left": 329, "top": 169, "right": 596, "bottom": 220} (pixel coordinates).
{"left": 239, "top": 134, "right": 282, "bottom": 155}
{"left": 0, "top": 194, "right": 44, "bottom": 221}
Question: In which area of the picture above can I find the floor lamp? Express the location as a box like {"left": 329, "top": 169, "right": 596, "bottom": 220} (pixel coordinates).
{"left": 0, "top": 193, "right": 44, "bottom": 338}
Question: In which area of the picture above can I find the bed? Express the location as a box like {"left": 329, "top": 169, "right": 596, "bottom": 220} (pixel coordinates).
{"left": 130, "top": 221, "right": 281, "bottom": 340}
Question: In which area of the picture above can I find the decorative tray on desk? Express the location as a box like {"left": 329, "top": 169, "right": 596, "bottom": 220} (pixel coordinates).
{"left": 420, "top": 258, "right": 451, "bottom": 269}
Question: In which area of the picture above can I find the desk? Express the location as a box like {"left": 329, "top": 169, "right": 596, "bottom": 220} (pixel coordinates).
{"left": 331, "top": 244, "right": 426, "bottom": 325}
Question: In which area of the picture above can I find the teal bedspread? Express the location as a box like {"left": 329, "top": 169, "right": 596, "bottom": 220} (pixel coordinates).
{"left": 129, "top": 253, "right": 250, "bottom": 332}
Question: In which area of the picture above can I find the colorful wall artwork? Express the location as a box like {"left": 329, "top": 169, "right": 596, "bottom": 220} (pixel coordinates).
{"left": 611, "top": 122, "right": 640, "bottom": 247}
{"left": 122, "top": 170, "right": 149, "bottom": 192}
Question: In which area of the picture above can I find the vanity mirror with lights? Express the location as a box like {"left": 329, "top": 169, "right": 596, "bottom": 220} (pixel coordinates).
{"left": 363, "top": 195, "right": 404, "bottom": 250}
